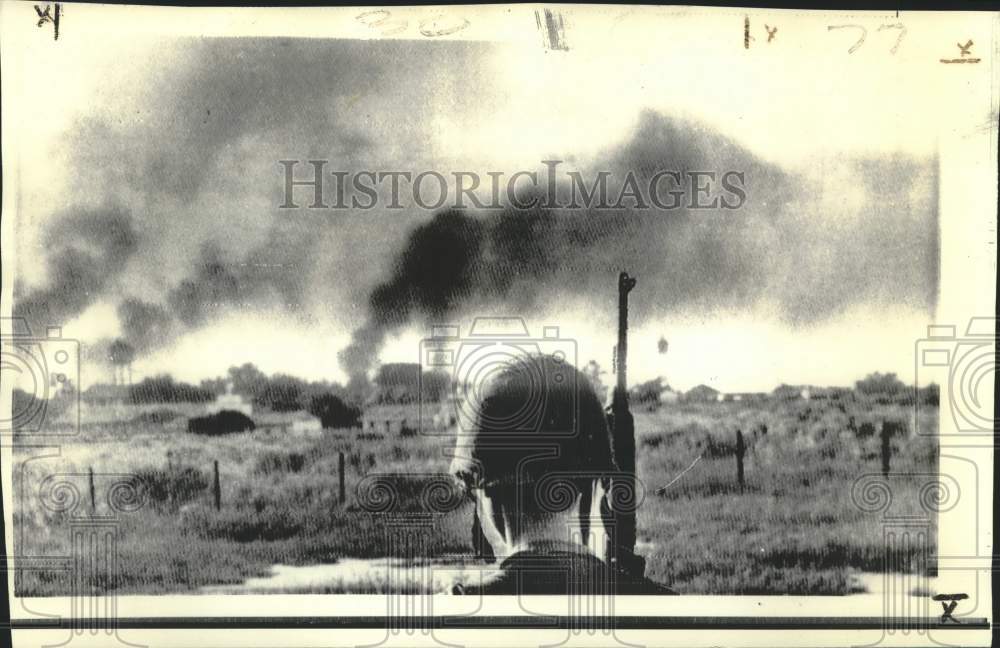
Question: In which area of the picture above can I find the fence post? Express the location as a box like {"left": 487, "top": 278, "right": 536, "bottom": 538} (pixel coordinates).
{"left": 213, "top": 460, "right": 221, "bottom": 510}
{"left": 339, "top": 451, "right": 346, "bottom": 505}
{"left": 89, "top": 466, "right": 96, "bottom": 512}
{"left": 881, "top": 422, "right": 892, "bottom": 477}
{"left": 735, "top": 429, "right": 746, "bottom": 491}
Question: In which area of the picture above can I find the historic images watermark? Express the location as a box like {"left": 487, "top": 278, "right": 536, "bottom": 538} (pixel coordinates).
{"left": 1, "top": 317, "right": 80, "bottom": 437}
{"left": 279, "top": 160, "right": 747, "bottom": 211}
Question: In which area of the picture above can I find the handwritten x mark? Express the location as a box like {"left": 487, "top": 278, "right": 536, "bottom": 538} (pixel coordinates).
{"left": 33, "top": 3, "right": 60, "bottom": 40}
{"left": 940, "top": 600, "right": 960, "bottom": 623}
{"left": 34, "top": 4, "right": 53, "bottom": 23}
{"left": 933, "top": 593, "right": 967, "bottom": 623}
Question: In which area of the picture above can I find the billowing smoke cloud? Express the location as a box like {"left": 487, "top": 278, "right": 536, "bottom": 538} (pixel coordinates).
{"left": 16, "top": 39, "right": 936, "bottom": 383}
{"left": 166, "top": 240, "right": 309, "bottom": 327}
{"left": 102, "top": 235, "right": 313, "bottom": 358}
{"left": 14, "top": 206, "right": 138, "bottom": 329}
{"left": 20, "top": 38, "right": 467, "bottom": 361}
{"left": 116, "top": 298, "right": 174, "bottom": 354}
{"left": 340, "top": 111, "right": 938, "bottom": 380}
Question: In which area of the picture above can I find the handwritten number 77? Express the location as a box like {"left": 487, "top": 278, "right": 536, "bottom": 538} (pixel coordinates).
{"left": 828, "top": 23, "right": 906, "bottom": 54}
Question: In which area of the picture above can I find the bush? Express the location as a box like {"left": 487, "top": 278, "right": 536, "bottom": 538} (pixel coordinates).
{"left": 881, "top": 419, "right": 908, "bottom": 438}
{"left": 642, "top": 434, "right": 666, "bottom": 449}
{"left": 703, "top": 434, "right": 737, "bottom": 458}
{"left": 186, "top": 506, "right": 302, "bottom": 542}
{"left": 135, "top": 466, "right": 209, "bottom": 509}
{"left": 131, "top": 408, "right": 182, "bottom": 426}
{"left": 856, "top": 421, "right": 876, "bottom": 439}
{"left": 187, "top": 410, "right": 255, "bottom": 435}
{"left": 308, "top": 393, "right": 360, "bottom": 429}
{"left": 855, "top": 372, "right": 908, "bottom": 404}
{"left": 254, "top": 374, "right": 305, "bottom": 412}
{"left": 254, "top": 451, "right": 308, "bottom": 475}
{"left": 131, "top": 375, "right": 214, "bottom": 404}
{"left": 348, "top": 473, "right": 464, "bottom": 514}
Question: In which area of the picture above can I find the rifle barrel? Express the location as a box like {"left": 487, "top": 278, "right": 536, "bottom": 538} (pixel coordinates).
{"left": 611, "top": 271, "right": 642, "bottom": 577}
{"left": 617, "top": 272, "right": 636, "bottom": 392}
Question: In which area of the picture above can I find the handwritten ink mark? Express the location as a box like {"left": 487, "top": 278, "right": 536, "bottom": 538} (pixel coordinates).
{"left": 744, "top": 16, "right": 753, "bottom": 50}
{"left": 941, "top": 39, "right": 980, "bottom": 64}
{"left": 828, "top": 24, "right": 866, "bottom": 54}
{"left": 418, "top": 14, "right": 470, "bottom": 38}
{"left": 877, "top": 23, "right": 906, "bottom": 54}
{"left": 34, "top": 3, "right": 60, "bottom": 41}
{"left": 932, "top": 593, "right": 968, "bottom": 623}
{"left": 765, "top": 25, "right": 777, "bottom": 43}
{"left": 355, "top": 10, "right": 408, "bottom": 37}
{"left": 355, "top": 10, "right": 467, "bottom": 39}
{"left": 535, "top": 9, "right": 568, "bottom": 51}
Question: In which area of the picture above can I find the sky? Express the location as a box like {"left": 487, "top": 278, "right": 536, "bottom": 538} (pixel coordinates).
{"left": 4, "top": 7, "right": 951, "bottom": 393}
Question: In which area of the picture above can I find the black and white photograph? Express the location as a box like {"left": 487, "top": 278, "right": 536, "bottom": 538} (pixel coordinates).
{"left": 0, "top": 3, "right": 995, "bottom": 646}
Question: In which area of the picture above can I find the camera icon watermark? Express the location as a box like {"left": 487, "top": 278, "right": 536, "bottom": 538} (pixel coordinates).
{"left": 913, "top": 317, "right": 995, "bottom": 437}
{"left": 418, "top": 317, "right": 578, "bottom": 438}
{"left": 1, "top": 317, "right": 80, "bottom": 435}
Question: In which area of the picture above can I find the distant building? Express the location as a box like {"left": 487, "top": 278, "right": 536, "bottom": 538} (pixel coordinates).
{"left": 253, "top": 409, "right": 322, "bottom": 434}
{"left": 289, "top": 410, "right": 322, "bottom": 433}
{"left": 373, "top": 363, "right": 421, "bottom": 404}
{"left": 361, "top": 403, "right": 416, "bottom": 435}
{"left": 809, "top": 386, "right": 852, "bottom": 401}
{"left": 207, "top": 383, "right": 252, "bottom": 416}
{"left": 772, "top": 384, "right": 812, "bottom": 401}
{"left": 660, "top": 387, "right": 680, "bottom": 403}
{"left": 360, "top": 401, "right": 455, "bottom": 434}
{"left": 723, "top": 392, "right": 768, "bottom": 403}
{"left": 683, "top": 384, "right": 721, "bottom": 403}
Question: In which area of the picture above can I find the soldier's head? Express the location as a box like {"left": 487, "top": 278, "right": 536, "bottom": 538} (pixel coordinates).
{"left": 450, "top": 353, "right": 617, "bottom": 559}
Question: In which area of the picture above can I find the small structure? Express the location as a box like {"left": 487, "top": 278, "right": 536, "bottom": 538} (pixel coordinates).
{"left": 772, "top": 384, "right": 812, "bottom": 401}
{"left": 253, "top": 410, "right": 322, "bottom": 434}
{"left": 289, "top": 410, "right": 322, "bottom": 433}
{"left": 683, "top": 384, "right": 721, "bottom": 403}
{"left": 429, "top": 404, "right": 458, "bottom": 430}
{"left": 207, "top": 383, "right": 252, "bottom": 417}
{"left": 723, "top": 392, "right": 768, "bottom": 403}
{"left": 361, "top": 403, "right": 417, "bottom": 435}
{"left": 809, "top": 386, "right": 852, "bottom": 401}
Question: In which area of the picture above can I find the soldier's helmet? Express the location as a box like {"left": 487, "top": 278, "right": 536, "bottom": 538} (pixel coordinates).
{"left": 449, "top": 353, "right": 618, "bottom": 490}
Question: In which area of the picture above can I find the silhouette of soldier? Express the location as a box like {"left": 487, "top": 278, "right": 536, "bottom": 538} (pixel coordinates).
{"left": 450, "top": 354, "right": 675, "bottom": 595}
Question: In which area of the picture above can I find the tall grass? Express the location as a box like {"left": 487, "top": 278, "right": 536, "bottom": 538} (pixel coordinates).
{"left": 14, "top": 399, "right": 937, "bottom": 595}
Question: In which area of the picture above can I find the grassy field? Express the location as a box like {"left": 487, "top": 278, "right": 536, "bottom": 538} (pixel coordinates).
{"left": 12, "top": 397, "right": 937, "bottom": 595}
{"left": 634, "top": 400, "right": 937, "bottom": 594}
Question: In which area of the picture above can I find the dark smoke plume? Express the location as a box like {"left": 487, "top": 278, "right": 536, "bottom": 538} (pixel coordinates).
{"left": 95, "top": 237, "right": 312, "bottom": 359}
{"left": 43, "top": 38, "right": 459, "bottom": 362}
{"left": 117, "top": 298, "right": 175, "bottom": 353}
{"left": 107, "top": 339, "right": 136, "bottom": 367}
{"left": 14, "top": 206, "right": 138, "bottom": 330}
{"left": 167, "top": 240, "right": 310, "bottom": 328}
{"left": 340, "top": 111, "right": 938, "bottom": 381}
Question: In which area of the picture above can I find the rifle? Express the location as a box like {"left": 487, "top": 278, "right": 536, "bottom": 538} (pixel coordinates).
{"left": 608, "top": 271, "right": 645, "bottom": 578}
